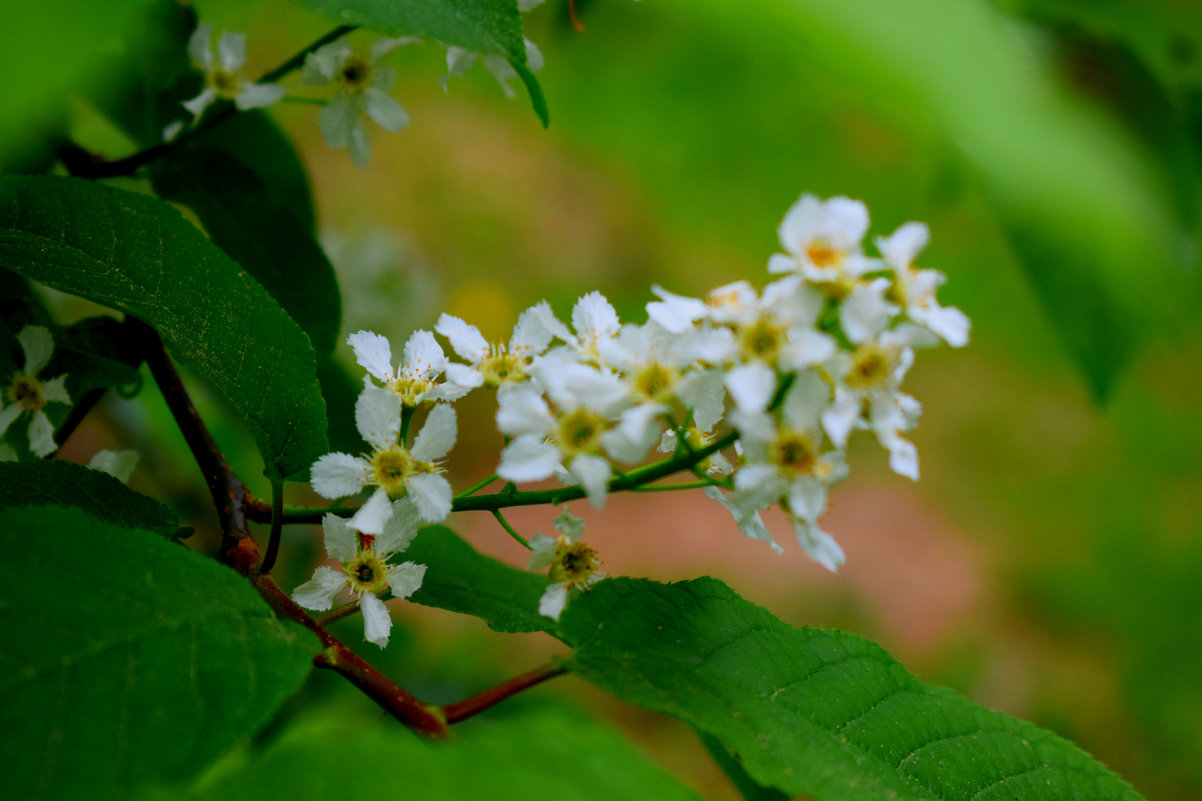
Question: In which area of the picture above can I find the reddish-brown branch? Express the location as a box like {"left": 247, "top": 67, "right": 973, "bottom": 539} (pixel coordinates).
{"left": 443, "top": 662, "right": 568, "bottom": 724}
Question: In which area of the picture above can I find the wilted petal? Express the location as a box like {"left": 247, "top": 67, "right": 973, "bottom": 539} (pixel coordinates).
{"left": 355, "top": 382, "right": 401, "bottom": 450}
{"left": 538, "top": 583, "right": 570, "bottom": 620}
{"left": 311, "top": 452, "right": 371, "bottom": 498}
{"left": 321, "top": 513, "right": 358, "bottom": 562}
{"left": 386, "top": 561, "right": 426, "bottom": 600}
{"left": 18, "top": 326, "right": 53, "bottom": 377}
{"left": 292, "top": 565, "right": 345, "bottom": 611}
{"left": 569, "top": 454, "right": 610, "bottom": 510}
{"left": 411, "top": 404, "right": 457, "bottom": 462}
{"left": 359, "top": 591, "right": 392, "bottom": 647}
{"left": 349, "top": 487, "right": 393, "bottom": 535}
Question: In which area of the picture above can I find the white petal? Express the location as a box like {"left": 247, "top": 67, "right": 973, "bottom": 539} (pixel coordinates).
{"left": 406, "top": 473, "right": 453, "bottom": 522}
{"left": 510, "top": 303, "right": 554, "bottom": 356}
{"left": 319, "top": 94, "right": 360, "bottom": 149}
{"left": 18, "top": 326, "right": 53, "bottom": 377}
{"left": 87, "top": 449, "right": 139, "bottom": 482}
{"left": 821, "top": 392, "right": 861, "bottom": 449}
{"left": 386, "top": 561, "right": 426, "bottom": 599}
{"left": 321, "top": 513, "right": 358, "bottom": 562}
{"left": 498, "top": 437, "right": 561, "bottom": 482}
{"left": 601, "top": 403, "right": 663, "bottom": 464}
{"left": 531, "top": 301, "right": 574, "bottom": 345}
{"left": 301, "top": 43, "right": 347, "bottom": 84}
{"left": 733, "top": 463, "right": 785, "bottom": 510}
{"left": 347, "top": 330, "right": 395, "bottom": 383}
{"left": 841, "top": 281, "right": 896, "bottom": 344}
{"left": 777, "top": 193, "right": 822, "bottom": 256}
{"left": 523, "top": 37, "right": 544, "bottom": 72}
{"left": 553, "top": 508, "right": 585, "bottom": 540}
{"left": 378, "top": 497, "right": 421, "bottom": 554}
{"left": 725, "top": 362, "right": 777, "bottom": 414}
{"left": 766, "top": 253, "right": 798, "bottom": 274}
{"left": 436, "top": 363, "right": 484, "bottom": 397}
{"left": 41, "top": 375, "right": 70, "bottom": 405}
{"left": 435, "top": 314, "right": 489, "bottom": 363}
{"left": 676, "top": 370, "right": 725, "bottom": 433}
{"left": 483, "top": 55, "right": 518, "bottom": 97}
{"left": 363, "top": 87, "right": 409, "bottom": 132}
{"left": 182, "top": 87, "right": 218, "bottom": 121}
{"left": 883, "top": 432, "right": 919, "bottom": 481}
{"left": 292, "top": 565, "right": 345, "bottom": 611}
{"left": 0, "top": 404, "right": 20, "bottom": 438}
{"left": 527, "top": 533, "right": 558, "bottom": 570}
{"left": 216, "top": 31, "right": 247, "bottom": 72}
{"left": 371, "top": 36, "right": 420, "bottom": 61}
{"left": 411, "top": 404, "right": 456, "bottom": 462}
{"left": 445, "top": 46, "right": 477, "bottom": 79}
{"left": 359, "top": 591, "right": 393, "bottom": 648}
{"left": 920, "top": 305, "right": 971, "bottom": 348}
{"left": 787, "top": 476, "right": 828, "bottom": 522}
{"left": 704, "top": 487, "right": 782, "bottom": 554}
{"left": 496, "top": 385, "right": 553, "bottom": 437}
{"left": 569, "top": 454, "right": 611, "bottom": 509}
{"left": 571, "top": 292, "right": 620, "bottom": 342}
{"left": 792, "top": 519, "right": 845, "bottom": 572}
{"left": 28, "top": 411, "right": 56, "bottom": 457}
{"left": 349, "top": 487, "right": 393, "bottom": 535}
{"left": 187, "top": 22, "right": 214, "bottom": 70}
{"left": 311, "top": 452, "right": 371, "bottom": 498}
{"left": 824, "top": 196, "right": 870, "bottom": 251}
{"left": 781, "top": 369, "right": 830, "bottom": 431}
{"left": 646, "top": 286, "right": 707, "bottom": 334}
{"left": 355, "top": 382, "right": 401, "bottom": 450}
{"left": 235, "top": 82, "right": 286, "bottom": 110}
{"left": 162, "top": 120, "right": 185, "bottom": 142}
{"left": 538, "top": 583, "right": 570, "bottom": 620}
{"left": 401, "top": 330, "right": 448, "bottom": 381}
{"left": 349, "top": 121, "right": 372, "bottom": 168}
{"left": 875, "top": 221, "right": 928, "bottom": 270}
{"left": 783, "top": 329, "right": 837, "bottom": 370}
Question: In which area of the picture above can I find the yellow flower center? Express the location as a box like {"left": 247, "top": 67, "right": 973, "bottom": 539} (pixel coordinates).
{"left": 387, "top": 375, "right": 435, "bottom": 407}
{"left": 556, "top": 407, "right": 608, "bottom": 456}
{"left": 740, "top": 317, "right": 786, "bottom": 362}
{"left": 6, "top": 374, "right": 45, "bottom": 412}
{"left": 338, "top": 50, "right": 374, "bottom": 94}
{"left": 549, "top": 539, "right": 602, "bottom": 589}
{"left": 344, "top": 550, "right": 390, "bottom": 595}
{"left": 805, "top": 239, "right": 843, "bottom": 269}
{"left": 845, "top": 344, "right": 892, "bottom": 390}
{"left": 370, "top": 447, "right": 415, "bottom": 497}
{"left": 632, "top": 363, "right": 676, "bottom": 403}
{"left": 208, "top": 68, "right": 242, "bottom": 99}
{"left": 480, "top": 346, "right": 526, "bottom": 387}
{"left": 771, "top": 427, "right": 818, "bottom": 477}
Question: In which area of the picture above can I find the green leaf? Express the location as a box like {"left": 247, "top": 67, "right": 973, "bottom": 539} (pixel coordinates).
{"left": 561, "top": 577, "right": 1147, "bottom": 801}
{"left": 192, "top": 704, "right": 703, "bottom": 801}
{"left": 0, "top": 461, "right": 180, "bottom": 539}
{"left": 152, "top": 148, "right": 341, "bottom": 353}
{"left": 405, "top": 525, "right": 555, "bottom": 634}
{"left": 0, "top": 505, "right": 317, "bottom": 801}
{"left": 293, "top": 0, "right": 547, "bottom": 122}
{"left": 0, "top": 175, "right": 328, "bottom": 481}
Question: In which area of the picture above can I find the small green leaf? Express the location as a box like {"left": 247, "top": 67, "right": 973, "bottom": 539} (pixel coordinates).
{"left": 293, "top": 0, "right": 547, "bottom": 121}
{"left": 192, "top": 704, "right": 703, "bottom": 801}
{"left": 0, "top": 175, "right": 328, "bottom": 481}
{"left": 0, "top": 462, "right": 180, "bottom": 539}
{"left": 406, "top": 524, "right": 555, "bottom": 634}
{"left": 152, "top": 148, "right": 341, "bottom": 354}
{"left": 561, "top": 577, "right": 1147, "bottom": 801}
{"left": 0, "top": 505, "right": 318, "bottom": 801}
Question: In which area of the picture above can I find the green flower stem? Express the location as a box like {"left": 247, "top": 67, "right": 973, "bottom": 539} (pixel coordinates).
{"left": 455, "top": 472, "right": 499, "bottom": 499}
{"left": 58, "top": 24, "right": 356, "bottom": 179}
{"left": 631, "top": 479, "right": 727, "bottom": 493}
{"left": 491, "top": 509, "right": 531, "bottom": 549}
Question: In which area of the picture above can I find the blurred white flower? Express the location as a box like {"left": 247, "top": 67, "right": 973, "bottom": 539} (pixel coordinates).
{"left": 0, "top": 325, "right": 70, "bottom": 457}
{"left": 180, "top": 23, "right": 285, "bottom": 122}
{"left": 528, "top": 509, "right": 602, "bottom": 620}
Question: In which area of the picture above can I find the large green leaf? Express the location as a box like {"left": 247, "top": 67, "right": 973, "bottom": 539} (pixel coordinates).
{"left": 0, "top": 175, "right": 328, "bottom": 480}
{"left": 191, "top": 704, "right": 702, "bottom": 801}
{"left": 406, "top": 525, "right": 555, "bottom": 634}
{"left": 293, "top": 0, "right": 547, "bottom": 124}
{"left": 152, "top": 148, "right": 341, "bottom": 353}
{"left": 0, "top": 505, "right": 317, "bottom": 801}
{"left": 561, "top": 578, "right": 1147, "bottom": 801}
{"left": 0, "top": 461, "right": 181, "bottom": 539}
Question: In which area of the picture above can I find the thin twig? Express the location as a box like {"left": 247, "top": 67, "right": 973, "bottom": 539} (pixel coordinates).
{"left": 443, "top": 662, "right": 568, "bottom": 724}
{"left": 258, "top": 480, "right": 285, "bottom": 575}
{"left": 491, "top": 509, "right": 531, "bottom": 549}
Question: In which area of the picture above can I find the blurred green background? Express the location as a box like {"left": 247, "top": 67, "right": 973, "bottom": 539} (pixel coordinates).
{"left": 8, "top": 0, "right": 1202, "bottom": 798}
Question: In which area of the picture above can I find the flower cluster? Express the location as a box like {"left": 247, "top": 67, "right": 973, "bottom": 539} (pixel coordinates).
{"left": 298, "top": 192, "right": 967, "bottom": 638}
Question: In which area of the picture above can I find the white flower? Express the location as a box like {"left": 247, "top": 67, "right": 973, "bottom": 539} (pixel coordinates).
{"left": 434, "top": 301, "right": 556, "bottom": 392}
{"left": 303, "top": 37, "right": 419, "bottom": 167}
{"left": 180, "top": 23, "right": 285, "bottom": 122}
{"left": 528, "top": 509, "right": 602, "bottom": 620}
{"left": 1, "top": 326, "right": 71, "bottom": 457}
{"left": 495, "top": 353, "right": 630, "bottom": 508}
{"left": 310, "top": 384, "right": 457, "bottom": 532}
{"left": 347, "top": 328, "right": 468, "bottom": 406}
{"left": 875, "top": 222, "right": 971, "bottom": 348}
{"left": 768, "top": 194, "right": 876, "bottom": 291}
{"left": 88, "top": 449, "right": 139, "bottom": 483}
{"left": 442, "top": 38, "right": 544, "bottom": 99}
{"left": 536, "top": 291, "right": 623, "bottom": 365}
{"left": 704, "top": 487, "right": 782, "bottom": 554}
{"left": 292, "top": 512, "right": 426, "bottom": 648}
